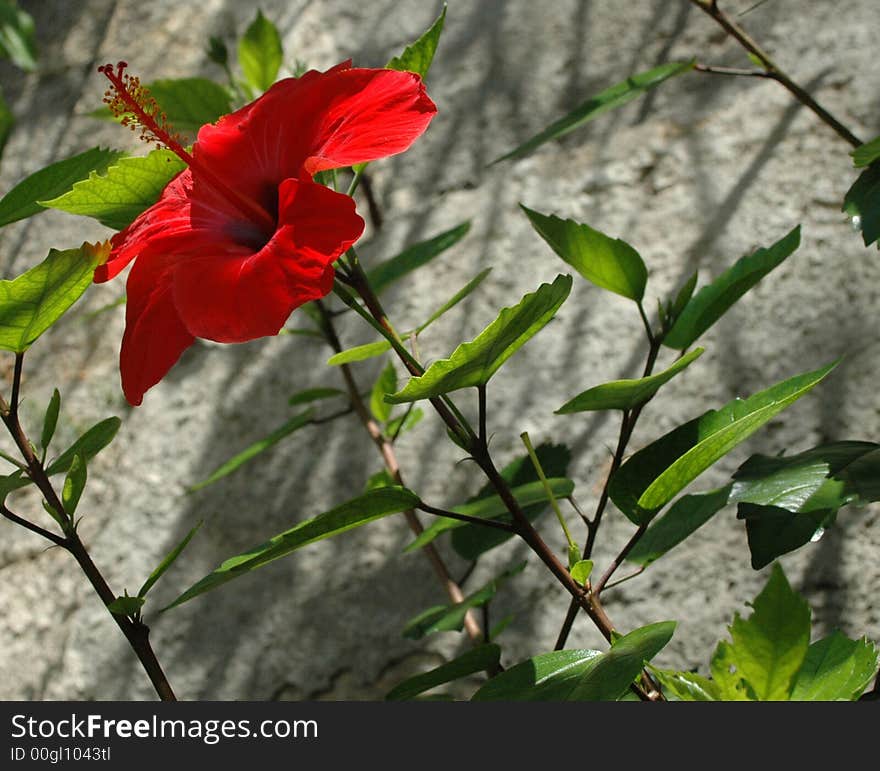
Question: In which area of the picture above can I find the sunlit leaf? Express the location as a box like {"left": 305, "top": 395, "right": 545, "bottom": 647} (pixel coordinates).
{"left": 790, "top": 632, "right": 879, "bottom": 701}
{"left": 370, "top": 361, "right": 397, "bottom": 423}
{"left": 852, "top": 135, "right": 880, "bottom": 168}
{"left": 45, "top": 417, "right": 121, "bottom": 477}
{"left": 238, "top": 10, "right": 283, "bottom": 93}
{"left": 107, "top": 595, "right": 145, "bottom": 616}
{"left": 40, "top": 388, "right": 61, "bottom": 451}
{"left": 385, "top": 643, "right": 500, "bottom": 701}
{"left": 61, "top": 453, "right": 87, "bottom": 515}
{"left": 137, "top": 521, "right": 203, "bottom": 599}
{"left": 387, "top": 5, "right": 446, "bottom": 80}
{"left": 648, "top": 667, "right": 720, "bottom": 701}
{"left": 843, "top": 163, "right": 880, "bottom": 248}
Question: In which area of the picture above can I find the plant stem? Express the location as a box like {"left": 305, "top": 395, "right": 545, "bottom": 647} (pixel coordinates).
{"left": 591, "top": 523, "right": 649, "bottom": 596}
{"left": 689, "top": 0, "right": 862, "bottom": 148}
{"left": 416, "top": 501, "right": 515, "bottom": 533}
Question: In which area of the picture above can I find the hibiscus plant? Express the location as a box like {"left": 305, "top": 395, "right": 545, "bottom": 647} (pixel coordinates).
{"left": 0, "top": 4, "right": 877, "bottom": 702}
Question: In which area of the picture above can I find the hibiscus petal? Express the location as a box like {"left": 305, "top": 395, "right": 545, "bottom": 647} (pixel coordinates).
{"left": 171, "top": 179, "right": 363, "bottom": 343}
{"left": 120, "top": 254, "right": 195, "bottom": 406}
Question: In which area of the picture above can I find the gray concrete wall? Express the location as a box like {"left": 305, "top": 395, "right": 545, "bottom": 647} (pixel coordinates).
{"left": 0, "top": 0, "right": 877, "bottom": 699}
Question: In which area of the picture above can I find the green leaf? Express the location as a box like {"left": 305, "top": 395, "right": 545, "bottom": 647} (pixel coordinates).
{"left": 843, "top": 162, "right": 880, "bottom": 248}
{"left": 452, "top": 443, "right": 572, "bottom": 561}
{"left": 364, "top": 470, "right": 394, "bottom": 492}
{"left": 0, "top": 87, "right": 12, "bottom": 162}
{"left": 710, "top": 563, "right": 810, "bottom": 700}
{"left": 609, "top": 361, "right": 836, "bottom": 525}
{"left": 667, "top": 271, "right": 698, "bottom": 326}
{"left": 737, "top": 504, "right": 833, "bottom": 570}
{"left": 405, "top": 477, "right": 575, "bottom": 553}
{"left": 188, "top": 410, "right": 314, "bottom": 492}
{"left": 570, "top": 560, "right": 593, "bottom": 586}
{"left": 387, "top": 274, "right": 572, "bottom": 403}
{"left": 521, "top": 206, "right": 647, "bottom": 301}
{"left": 0, "top": 243, "right": 101, "bottom": 352}
{"left": 851, "top": 135, "right": 880, "bottom": 168}
{"left": 790, "top": 632, "right": 879, "bottom": 701}
{"left": 492, "top": 60, "right": 695, "bottom": 164}
{"left": 403, "top": 563, "right": 526, "bottom": 640}
{"left": 238, "top": 10, "right": 283, "bottom": 93}
{"left": 387, "top": 6, "right": 446, "bottom": 79}
{"left": 663, "top": 226, "right": 801, "bottom": 349}
{"left": 0, "top": 0, "right": 36, "bottom": 71}
{"left": 557, "top": 348, "right": 703, "bottom": 413}
{"left": 386, "top": 643, "right": 500, "bottom": 701}
{"left": 40, "top": 388, "right": 60, "bottom": 451}
{"left": 386, "top": 407, "right": 423, "bottom": 438}
{"left": 42, "top": 149, "right": 186, "bottom": 231}
{"left": 626, "top": 485, "right": 732, "bottom": 566}
{"left": 45, "top": 417, "right": 121, "bottom": 477}
{"left": 61, "top": 453, "right": 87, "bottom": 515}
{"left": 137, "top": 521, "right": 203, "bottom": 599}
{"left": 415, "top": 268, "right": 492, "bottom": 333}
{"left": 327, "top": 340, "right": 392, "bottom": 366}
{"left": 367, "top": 222, "right": 471, "bottom": 295}
{"left": 370, "top": 361, "right": 397, "bottom": 423}
{"left": 107, "top": 596, "right": 145, "bottom": 616}
{"left": 0, "top": 469, "right": 29, "bottom": 501}
{"left": 287, "top": 387, "right": 345, "bottom": 406}
{"left": 206, "top": 35, "right": 229, "bottom": 67}
{"left": 649, "top": 668, "right": 721, "bottom": 701}
{"left": 473, "top": 621, "right": 675, "bottom": 701}
{"left": 165, "top": 487, "right": 421, "bottom": 610}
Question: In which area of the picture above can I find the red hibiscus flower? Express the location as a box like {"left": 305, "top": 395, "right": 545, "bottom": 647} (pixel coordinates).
{"left": 95, "top": 61, "right": 436, "bottom": 405}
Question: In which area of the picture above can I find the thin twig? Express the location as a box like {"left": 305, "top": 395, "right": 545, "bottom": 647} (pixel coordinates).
{"left": 416, "top": 501, "right": 516, "bottom": 532}
{"left": 1, "top": 504, "right": 66, "bottom": 546}
{"left": 592, "top": 524, "right": 649, "bottom": 596}
{"left": 694, "top": 63, "right": 772, "bottom": 78}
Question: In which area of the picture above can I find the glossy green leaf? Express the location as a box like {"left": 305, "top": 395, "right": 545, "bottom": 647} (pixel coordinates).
{"left": 370, "top": 361, "right": 397, "bottom": 423}
{"left": 626, "top": 485, "right": 732, "bottom": 566}
{"left": 165, "top": 487, "right": 421, "bottom": 610}
{"left": 42, "top": 149, "right": 186, "bottom": 231}
{"left": 710, "top": 563, "right": 810, "bottom": 700}
{"left": 40, "top": 388, "right": 60, "bottom": 451}
{"left": 387, "top": 5, "right": 446, "bottom": 80}
{"left": 452, "top": 443, "right": 571, "bottom": 560}
{"left": 61, "top": 454, "right": 87, "bottom": 515}
{"left": 107, "top": 595, "right": 145, "bottom": 616}
{"left": 238, "top": 10, "right": 283, "bottom": 93}
{"left": 387, "top": 274, "right": 572, "bottom": 403}
{"left": 570, "top": 560, "right": 593, "bottom": 586}
{"left": 790, "top": 632, "right": 879, "bottom": 701}
{"left": 557, "top": 348, "right": 703, "bottom": 413}
{"left": 844, "top": 162, "right": 880, "bottom": 248}
{"left": 0, "top": 0, "right": 37, "bottom": 71}
{"left": 385, "top": 643, "right": 500, "bottom": 701}
{"left": 0, "top": 148, "right": 128, "bottom": 229}
{"left": 664, "top": 226, "right": 801, "bottom": 349}
{"left": 0, "top": 244, "right": 101, "bottom": 352}
{"left": 137, "top": 521, "right": 203, "bottom": 599}
{"left": 403, "top": 562, "right": 525, "bottom": 640}
{"left": 522, "top": 206, "right": 646, "bottom": 301}
{"left": 852, "top": 135, "right": 880, "bottom": 168}
{"left": 367, "top": 221, "right": 471, "bottom": 294}
{"left": 609, "top": 362, "right": 835, "bottom": 525}
{"left": 45, "top": 417, "right": 121, "bottom": 477}
{"left": 405, "top": 477, "right": 575, "bottom": 553}
{"left": 492, "top": 60, "right": 694, "bottom": 164}
{"left": 648, "top": 668, "right": 720, "bottom": 701}
{"left": 737, "top": 504, "right": 833, "bottom": 570}
{"left": 188, "top": 410, "right": 314, "bottom": 492}
{"left": 288, "top": 387, "right": 346, "bottom": 407}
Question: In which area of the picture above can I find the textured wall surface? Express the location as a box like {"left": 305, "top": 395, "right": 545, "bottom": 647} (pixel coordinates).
{"left": 0, "top": 0, "right": 877, "bottom": 700}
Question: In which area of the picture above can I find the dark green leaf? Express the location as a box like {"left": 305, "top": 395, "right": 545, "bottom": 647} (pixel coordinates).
{"left": 40, "top": 388, "right": 61, "bottom": 451}
{"left": 206, "top": 35, "right": 229, "bottom": 67}
{"left": 843, "top": 162, "right": 880, "bottom": 248}
{"left": 626, "top": 485, "right": 732, "bottom": 566}
{"left": 403, "top": 563, "right": 525, "bottom": 640}
{"left": 710, "top": 563, "right": 810, "bottom": 700}
{"left": 0, "top": 243, "right": 102, "bottom": 352}
{"left": 492, "top": 60, "right": 694, "bottom": 164}
{"left": 557, "top": 348, "right": 703, "bottom": 413}
{"left": 0, "top": 0, "right": 36, "bottom": 71}
{"left": 165, "top": 487, "right": 421, "bottom": 610}
{"left": 609, "top": 361, "right": 836, "bottom": 525}
{"left": 406, "top": 477, "right": 575, "bottom": 553}
{"left": 107, "top": 596, "right": 145, "bottom": 616}
{"left": 137, "top": 521, "right": 203, "bottom": 599}
{"left": 367, "top": 222, "right": 471, "bottom": 294}
{"left": 667, "top": 271, "right": 698, "bottom": 326}
{"left": 61, "top": 453, "right": 87, "bottom": 514}
{"left": 664, "top": 226, "right": 801, "bottom": 349}
{"left": 288, "top": 387, "right": 346, "bottom": 406}
{"left": 370, "top": 361, "right": 397, "bottom": 423}
{"left": 387, "top": 6, "right": 446, "bottom": 80}
{"left": 188, "top": 410, "right": 314, "bottom": 492}
{"left": 790, "top": 632, "right": 879, "bottom": 701}
{"left": 45, "top": 417, "right": 121, "bottom": 477}
{"left": 238, "top": 10, "right": 283, "bottom": 93}
{"left": 648, "top": 667, "right": 720, "bottom": 701}
{"left": 386, "top": 643, "right": 500, "bottom": 701}
{"left": 41, "top": 149, "right": 186, "bottom": 231}
{"left": 522, "top": 206, "right": 647, "bottom": 301}
{"left": 0, "top": 147, "right": 125, "bottom": 228}
{"left": 452, "top": 443, "right": 571, "bottom": 560}
{"left": 0, "top": 87, "right": 12, "bottom": 162}
{"left": 737, "top": 503, "right": 832, "bottom": 570}
{"left": 387, "top": 274, "right": 572, "bottom": 403}
{"left": 852, "top": 135, "right": 880, "bottom": 168}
